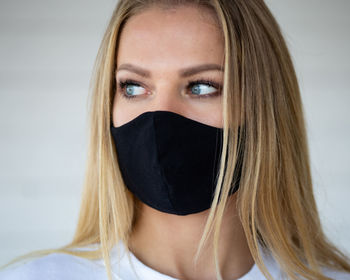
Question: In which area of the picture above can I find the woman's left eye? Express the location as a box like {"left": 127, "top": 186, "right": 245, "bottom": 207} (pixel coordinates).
{"left": 188, "top": 80, "right": 220, "bottom": 98}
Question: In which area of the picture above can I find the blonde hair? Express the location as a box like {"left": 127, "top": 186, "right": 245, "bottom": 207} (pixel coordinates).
{"left": 3, "top": 1, "right": 350, "bottom": 279}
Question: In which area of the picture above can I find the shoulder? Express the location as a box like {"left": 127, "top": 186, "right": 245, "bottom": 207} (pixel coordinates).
{"left": 0, "top": 252, "right": 107, "bottom": 280}
{"left": 251, "top": 246, "right": 350, "bottom": 280}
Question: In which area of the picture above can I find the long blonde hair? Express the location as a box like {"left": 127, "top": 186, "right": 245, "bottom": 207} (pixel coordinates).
{"left": 3, "top": 1, "right": 350, "bottom": 279}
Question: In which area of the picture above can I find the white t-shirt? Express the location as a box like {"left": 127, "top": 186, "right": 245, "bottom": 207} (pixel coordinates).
{"left": 1, "top": 241, "right": 349, "bottom": 280}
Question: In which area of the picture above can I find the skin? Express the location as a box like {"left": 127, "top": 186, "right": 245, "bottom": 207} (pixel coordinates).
{"left": 112, "top": 5, "right": 254, "bottom": 280}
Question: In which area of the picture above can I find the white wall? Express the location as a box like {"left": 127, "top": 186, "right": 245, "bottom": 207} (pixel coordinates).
{"left": 0, "top": 0, "right": 118, "bottom": 265}
{"left": 0, "top": 0, "right": 349, "bottom": 265}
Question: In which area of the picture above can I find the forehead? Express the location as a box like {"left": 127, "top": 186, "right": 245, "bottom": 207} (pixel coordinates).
{"left": 116, "top": 5, "right": 224, "bottom": 69}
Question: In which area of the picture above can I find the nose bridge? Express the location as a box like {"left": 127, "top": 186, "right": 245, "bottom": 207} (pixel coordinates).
{"left": 150, "top": 83, "right": 185, "bottom": 114}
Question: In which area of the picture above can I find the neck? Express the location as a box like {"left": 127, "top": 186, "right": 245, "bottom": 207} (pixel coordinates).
{"left": 128, "top": 194, "right": 254, "bottom": 280}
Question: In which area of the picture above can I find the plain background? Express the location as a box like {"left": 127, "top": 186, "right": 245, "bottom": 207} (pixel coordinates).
{"left": 0, "top": 0, "right": 349, "bottom": 266}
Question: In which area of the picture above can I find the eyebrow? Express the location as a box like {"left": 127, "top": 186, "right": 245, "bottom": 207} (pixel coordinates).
{"left": 116, "top": 63, "right": 224, "bottom": 78}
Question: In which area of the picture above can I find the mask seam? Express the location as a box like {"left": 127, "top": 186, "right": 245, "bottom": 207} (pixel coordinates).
{"left": 153, "top": 113, "right": 178, "bottom": 214}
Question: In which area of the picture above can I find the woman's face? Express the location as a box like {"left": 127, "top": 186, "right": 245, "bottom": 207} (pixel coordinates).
{"left": 112, "top": 5, "right": 225, "bottom": 128}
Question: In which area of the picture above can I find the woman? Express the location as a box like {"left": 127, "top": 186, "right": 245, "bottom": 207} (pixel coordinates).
{"left": 1, "top": 0, "right": 350, "bottom": 279}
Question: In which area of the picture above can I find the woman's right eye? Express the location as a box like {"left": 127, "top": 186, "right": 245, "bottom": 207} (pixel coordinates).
{"left": 117, "top": 80, "right": 147, "bottom": 99}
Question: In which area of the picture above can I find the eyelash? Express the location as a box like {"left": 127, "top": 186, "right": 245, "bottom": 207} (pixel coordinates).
{"left": 116, "top": 79, "right": 222, "bottom": 100}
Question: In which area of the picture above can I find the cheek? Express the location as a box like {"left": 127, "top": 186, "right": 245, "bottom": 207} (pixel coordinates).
{"left": 207, "top": 103, "right": 223, "bottom": 128}
{"left": 189, "top": 98, "right": 223, "bottom": 128}
{"left": 112, "top": 94, "right": 150, "bottom": 127}
{"left": 112, "top": 94, "right": 127, "bottom": 127}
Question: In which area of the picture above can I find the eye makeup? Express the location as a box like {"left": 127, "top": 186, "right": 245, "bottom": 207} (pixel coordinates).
{"left": 116, "top": 78, "right": 222, "bottom": 100}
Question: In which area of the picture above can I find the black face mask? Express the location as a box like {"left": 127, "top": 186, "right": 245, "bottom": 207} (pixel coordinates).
{"left": 110, "top": 110, "right": 242, "bottom": 215}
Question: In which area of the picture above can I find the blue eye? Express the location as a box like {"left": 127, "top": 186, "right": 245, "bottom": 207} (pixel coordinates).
{"left": 118, "top": 81, "right": 146, "bottom": 98}
{"left": 191, "top": 83, "right": 218, "bottom": 96}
